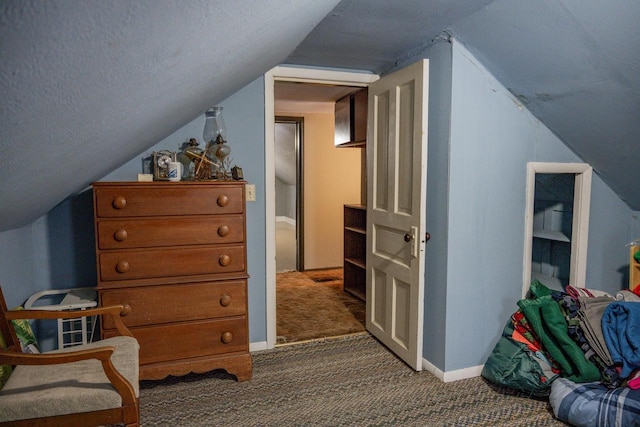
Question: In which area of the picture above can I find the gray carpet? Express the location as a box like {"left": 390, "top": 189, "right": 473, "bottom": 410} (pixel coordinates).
{"left": 140, "top": 334, "right": 565, "bottom": 426}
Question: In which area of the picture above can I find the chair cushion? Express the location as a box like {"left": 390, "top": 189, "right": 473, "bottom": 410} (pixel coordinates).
{"left": 0, "top": 335, "right": 139, "bottom": 422}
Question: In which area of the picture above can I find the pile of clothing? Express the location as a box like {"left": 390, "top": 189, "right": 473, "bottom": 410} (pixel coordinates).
{"left": 482, "top": 280, "right": 640, "bottom": 426}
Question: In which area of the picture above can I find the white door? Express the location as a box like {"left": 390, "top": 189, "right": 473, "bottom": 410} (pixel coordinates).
{"left": 366, "top": 59, "right": 428, "bottom": 370}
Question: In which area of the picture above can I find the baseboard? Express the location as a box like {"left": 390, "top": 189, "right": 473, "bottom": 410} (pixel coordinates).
{"left": 422, "top": 358, "right": 484, "bottom": 382}
{"left": 276, "top": 216, "right": 296, "bottom": 226}
{"left": 250, "top": 340, "right": 269, "bottom": 352}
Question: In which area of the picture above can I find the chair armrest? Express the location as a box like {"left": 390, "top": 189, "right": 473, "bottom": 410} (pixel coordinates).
{"left": 0, "top": 346, "right": 115, "bottom": 366}
{"left": 0, "top": 345, "right": 137, "bottom": 407}
{"left": 4, "top": 305, "right": 134, "bottom": 338}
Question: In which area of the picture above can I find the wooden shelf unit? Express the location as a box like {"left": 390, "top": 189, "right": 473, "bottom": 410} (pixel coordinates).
{"left": 335, "top": 89, "right": 367, "bottom": 147}
{"left": 344, "top": 204, "right": 366, "bottom": 301}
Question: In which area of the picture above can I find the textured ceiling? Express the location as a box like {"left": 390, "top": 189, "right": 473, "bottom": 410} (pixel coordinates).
{"left": 0, "top": 0, "right": 340, "bottom": 232}
{"left": 287, "top": 0, "right": 640, "bottom": 210}
{"left": 2, "top": 0, "right": 639, "bottom": 233}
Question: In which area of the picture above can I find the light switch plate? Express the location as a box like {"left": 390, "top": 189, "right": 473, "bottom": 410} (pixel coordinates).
{"left": 246, "top": 184, "right": 256, "bottom": 202}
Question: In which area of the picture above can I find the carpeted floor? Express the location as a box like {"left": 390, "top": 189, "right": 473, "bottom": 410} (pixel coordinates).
{"left": 140, "top": 333, "right": 564, "bottom": 426}
{"left": 276, "top": 268, "right": 366, "bottom": 344}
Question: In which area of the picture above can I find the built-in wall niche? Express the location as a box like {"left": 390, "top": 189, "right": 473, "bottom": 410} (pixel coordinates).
{"left": 523, "top": 163, "right": 592, "bottom": 297}
{"left": 531, "top": 173, "right": 575, "bottom": 290}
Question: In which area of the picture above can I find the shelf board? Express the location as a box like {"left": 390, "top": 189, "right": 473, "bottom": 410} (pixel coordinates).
{"left": 532, "top": 228, "right": 571, "bottom": 242}
{"left": 345, "top": 226, "right": 366, "bottom": 235}
{"left": 344, "top": 286, "right": 366, "bottom": 302}
{"left": 344, "top": 204, "right": 366, "bottom": 210}
{"left": 530, "top": 271, "right": 566, "bottom": 292}
{"left": 336, "top": 140, "right": 366, "bottom": 148}
{"left": 345, "top": 257, "right": 366, "bottom": 269}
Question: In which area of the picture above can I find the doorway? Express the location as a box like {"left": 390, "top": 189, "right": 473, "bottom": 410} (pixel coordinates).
{"left": 264, "top": 67, "right": 379, "bottom": 348}
{"left": 265, "top": 63, "right": 430, "bottom": 371}
{"left": 271, "top": 79, "right": 370, "bottom": 345}
{"left": 275, "top": 117, "right": 304, "bottom": 273}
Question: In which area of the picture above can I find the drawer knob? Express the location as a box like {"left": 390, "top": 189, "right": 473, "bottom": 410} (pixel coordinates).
{"left": 217, "top": 195, "right": 229, "bottom": 207}
{"left": 116, "top": 260, "right": 130, "bottom": 273}
{"left": 121, "top": 304, "right": 132, "bottom": 316}
{"left": 220, "top": 294, "right": 232, "bottom": 307}
{"left": 114, "top": 229, "right": 128, "bottom": 241}
{"left": 217, "top": 225, "right": 230, "bottom": 237}
{"left": 221, "top": 332, "right": 233, "bottom": 344}
{"left": 218, "top": 254, "right": 231, "bottom": 266}
{"left": 112, "top": 196, "right": 127, "bottom": 209}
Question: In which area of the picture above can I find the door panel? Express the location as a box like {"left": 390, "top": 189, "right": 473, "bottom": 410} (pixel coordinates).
{"left": 366, "top": 60, "right": 428, "bottom": 370}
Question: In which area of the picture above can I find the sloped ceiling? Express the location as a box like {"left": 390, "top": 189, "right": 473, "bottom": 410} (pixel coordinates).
{"left": 0, "top": 0, "right": 340, "bottom": 232}
{"left": 287, "top": 0, "right": 640, "bottom": 210}
{"left": 2, "top": 0, "right": 639, "bottom": 233}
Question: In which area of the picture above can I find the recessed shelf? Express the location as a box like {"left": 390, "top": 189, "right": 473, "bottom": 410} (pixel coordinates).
{"left": 532, "top": 228, "right": 570, "bottom": 242}
{"left": 531, "top": 271, "right": 566, "bottom": 292}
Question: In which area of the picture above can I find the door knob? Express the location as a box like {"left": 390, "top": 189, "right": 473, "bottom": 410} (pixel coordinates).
{"left": 425, "top": 232, "right": 431, "bottom": 241}
{"left": 404, "top": 233, "right": 413, "bottom": 242}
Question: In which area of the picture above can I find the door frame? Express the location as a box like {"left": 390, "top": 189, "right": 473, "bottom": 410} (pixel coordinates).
{"left": 275, "top": 116, "right": 305, "bottom": 271}
{"left": 522, "top": 162, "right": 592, "bottom": 297}
{"left": 264, "top": 66, "right": 379, "bottom": 348}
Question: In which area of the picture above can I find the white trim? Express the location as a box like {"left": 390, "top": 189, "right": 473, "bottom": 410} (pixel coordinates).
{"left": 249, "top": 340, "right": 269, "bottom": 352}
{"left": 264, "top": 66, "right": 379, "bottom": 349}
{"left": 276, "top": 216, "right": 296, "bottom": 226}
{"left": 422, "top": 358, "right": 484, "bottom": 382}
{"left": 271, "top": 66, "right": 379, "bottom": 86}
{"left": 522, "top": 162, "right": 592, "bottom": 297}
{"left": 265, "top": 69, "right": 277, "bottom": 349}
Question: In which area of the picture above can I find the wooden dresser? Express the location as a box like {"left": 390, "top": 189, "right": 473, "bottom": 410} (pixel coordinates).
{"left": 92, "top": 181, "right": 252, "bottom": 381}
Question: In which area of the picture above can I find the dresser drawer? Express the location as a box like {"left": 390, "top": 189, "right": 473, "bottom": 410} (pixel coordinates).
{"left": 99, "top": 245, "right": 246, "bottom": 282}
{"left": 100, "top": 281, "right": 247, "bottom": 329}
{"left": 96, "top": 215, "right": 245, "bottom": 249}
{"left": 104, "top": 318, "right": 248, "bottom": 365}
{"left": 94, "top": 185, "right": 244, "bottom": 218}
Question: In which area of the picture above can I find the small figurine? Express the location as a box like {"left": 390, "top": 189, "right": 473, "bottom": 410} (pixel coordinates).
{"left": 232, "top": 165, "right": 244, "bottom": 180}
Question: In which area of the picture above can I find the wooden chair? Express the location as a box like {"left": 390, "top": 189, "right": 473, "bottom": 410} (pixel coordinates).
{"left": 0, "top": 287, "right": 140, "bottom": 426}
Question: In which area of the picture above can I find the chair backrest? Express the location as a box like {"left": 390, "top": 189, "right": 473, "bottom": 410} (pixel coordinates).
{"left": 0, "top": 288, "right": 20, "bottom": 353}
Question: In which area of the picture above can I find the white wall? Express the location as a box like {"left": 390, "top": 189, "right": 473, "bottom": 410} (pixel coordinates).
{"left": 275, "top": 112, "right": 361, "bottom": 270}
{"left": 275, "top": 178, "right": 296, "bottom": 219}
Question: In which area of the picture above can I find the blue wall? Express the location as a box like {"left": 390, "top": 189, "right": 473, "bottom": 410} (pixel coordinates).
{"left": 0, "top": 47, "right": 636, "bottom": 372}
{"left": 0, "top": 219, "right": 48, "bottom": 308}
{"left": 100, "top": 77, "right": 268, "bottom": 344}
{"left": 0, "top": 78, "right": 267, "bottom": 346}
{"left": 420, "top": 41, "right": 452, "bottom": 370}
{"left": 442, "top": 40, "right": 635, "bottom": 372}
